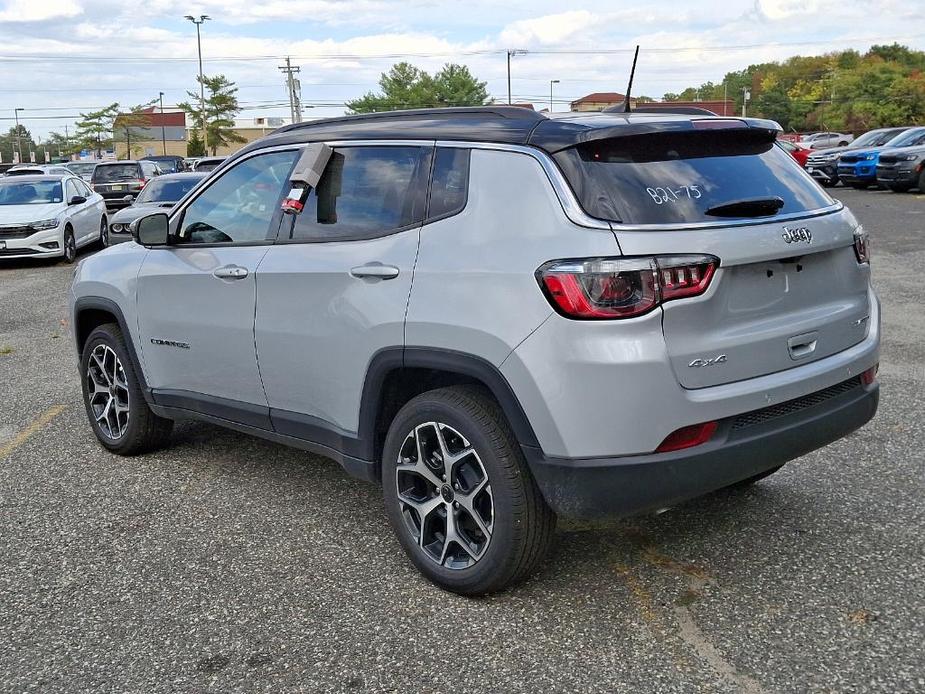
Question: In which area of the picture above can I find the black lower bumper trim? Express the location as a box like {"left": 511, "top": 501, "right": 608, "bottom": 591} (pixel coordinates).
{"left": 524, "top": 382, "right": 879, "bottom": 519}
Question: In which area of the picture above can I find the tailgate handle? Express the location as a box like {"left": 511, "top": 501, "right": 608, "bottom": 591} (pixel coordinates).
{"left": 788, "top": 332, "right": 818, "bottom": 361}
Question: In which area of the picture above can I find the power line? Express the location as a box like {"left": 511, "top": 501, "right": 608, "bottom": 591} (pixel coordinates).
{"left": 0, "top": 35, "right": 922, "bottom": 64}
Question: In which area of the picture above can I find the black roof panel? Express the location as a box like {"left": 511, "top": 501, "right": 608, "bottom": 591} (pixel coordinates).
{"left": 230, "top": 107, "right": 781, "bottom": 162}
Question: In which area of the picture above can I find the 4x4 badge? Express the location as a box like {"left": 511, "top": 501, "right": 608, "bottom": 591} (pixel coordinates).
{"left": 782, "top": 226, "right": 812, "bottom": 244}
{"left": 688, "top": 354, "right": 727, "bottom": 368}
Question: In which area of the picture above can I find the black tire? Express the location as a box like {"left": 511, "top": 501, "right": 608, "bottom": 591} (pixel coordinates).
{"left": 838, "top": 141, "right": 849, "bottom": 147}
{"left": 382, "top": 385, "right": 556, "bottom": 595}
{"left": 887, "top": 184, "right": 912, "bottom": 193}
{"left": 80, "top": 323, "right": 173, "bottom": 455}
{"left": 820, "top": 179, "right": 837, "bottom": 188}
{"left": 61, "top": 226, "right": 77, "bottom": 264}
{"left": 728, "top": 465, "right": 784, "bottom": 489}
{"left": 850, "top": 182, "right": 869, "bottom": 190}
{"left": 918, "top": 171, "right": 925, "bottom": 192}
{"left": 99, "top": 216, "right": 109, "bottom": 248}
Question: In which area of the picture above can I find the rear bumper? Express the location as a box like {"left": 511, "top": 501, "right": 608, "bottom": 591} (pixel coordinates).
{"left": 525, "top": 380, "right": 879, "bottom": 519}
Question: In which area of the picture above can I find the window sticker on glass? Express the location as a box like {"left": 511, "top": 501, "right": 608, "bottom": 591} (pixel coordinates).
{"left": 645, "top": 185, "right": 702, "bottom": 205}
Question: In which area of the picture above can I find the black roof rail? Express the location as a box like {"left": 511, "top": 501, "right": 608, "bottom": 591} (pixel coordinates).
{"left": 276, "top": 106, "right": 547, "bottom": 134}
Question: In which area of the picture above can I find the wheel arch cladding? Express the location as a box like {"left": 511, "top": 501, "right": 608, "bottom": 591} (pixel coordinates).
{"left": 73, "top": 297, "right": 152, "bottom": 401}
{"left": 360, "top": 347, "right": 541, "bottom": 471}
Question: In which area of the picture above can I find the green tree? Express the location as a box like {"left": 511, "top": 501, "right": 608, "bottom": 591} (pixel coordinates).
{"left": 187, "top": 129, "right": 206, "bottom": 157}
{"left": 179, "top": 74, "right": 246, "bottom": 155}
{"left": 347, "top": 62, "right": 488, "bottom": 113}
{"left": 114, "top": 100, "right": 158, "bottom": 159}
{"left": 75, "top": 103, "right": 120, "bottom": 157}
{"left": 0, "top": 125, "right": 34, "bottom": 164}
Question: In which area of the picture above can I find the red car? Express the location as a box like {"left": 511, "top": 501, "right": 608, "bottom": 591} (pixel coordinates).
{"left": 778, "top": 139, "right": 811, "bottom": 167}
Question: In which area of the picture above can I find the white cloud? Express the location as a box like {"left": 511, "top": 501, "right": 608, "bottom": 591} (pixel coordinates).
{"left": 0, "top": 0, "right": 81, "bottom": 22}
{"left": 499, "top": 10, "right": 597, "bottom": 46}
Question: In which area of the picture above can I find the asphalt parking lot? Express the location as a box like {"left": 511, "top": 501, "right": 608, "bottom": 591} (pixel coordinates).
{"left": 1, "top": 188, "right": 923, "bottom": 693}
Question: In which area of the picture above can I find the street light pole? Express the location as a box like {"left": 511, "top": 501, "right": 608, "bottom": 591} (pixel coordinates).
{"left": 549, "top": 79, "right": 559, "bottom": 113}
{"left": 13, "top": 108, "right": 23, "bottom": 163}
{"left": 185, "top": 15, "right": 210, "bottom": 153}
{"left": 159, "top": 91, "right": 167, "bottom": 155}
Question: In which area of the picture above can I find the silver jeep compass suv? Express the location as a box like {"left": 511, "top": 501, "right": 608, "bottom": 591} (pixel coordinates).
{"left": 69, "top": 107, "right": 880, "bottom": 595}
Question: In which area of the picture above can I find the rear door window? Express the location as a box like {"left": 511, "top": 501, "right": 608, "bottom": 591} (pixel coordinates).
{"left": 284, "top": 145, "right": 431, "bottom": 242}
{"left": 555, "top": 129, "right": 835, "bottom": 225}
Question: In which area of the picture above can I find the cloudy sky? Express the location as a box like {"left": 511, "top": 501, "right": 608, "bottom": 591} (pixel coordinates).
{"left": 1, "top": 0, "right": 923, "bottom": 139}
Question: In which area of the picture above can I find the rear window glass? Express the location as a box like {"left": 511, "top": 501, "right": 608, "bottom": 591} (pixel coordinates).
{"left": 92, "top": 164, "right": 140, "bottom": 182}
{"left": 136, "top": 177, "right": 201, "bottom": 203}
{"left": 555, "top": 130, "right": 835, "bottom": 225}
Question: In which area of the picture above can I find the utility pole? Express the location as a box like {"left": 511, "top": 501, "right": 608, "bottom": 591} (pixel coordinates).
{"left": 279, "top": 57, "right": 303, "bottom": 123}
{"left": 723, "top": 82, "right": 728, "bottom": 115}
{"left": 549, "top": 79, "right": 559, "bottom": 113}
{"left": 185, "top": 15, "right": 210, "bottom": 152}
{"left": 13, "top": 108, "right": 23, "bottom": 163}
{"left": 742, "top": 87, "right": 751, "bottom": 118}
{"left": 159, "top": 91, "right": 167, "bottom": 155}
{"left": 506, "top": 49, "right": 527, "bottom": 105}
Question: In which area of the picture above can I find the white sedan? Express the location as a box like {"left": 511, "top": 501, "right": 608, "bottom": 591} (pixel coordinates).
{"left": 0, "top": 174, "right": 108, "bottom": 263}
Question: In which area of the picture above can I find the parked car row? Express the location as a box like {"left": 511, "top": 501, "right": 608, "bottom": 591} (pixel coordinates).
{"left": 791, "top": 126, "right": 925, "bottom": 192}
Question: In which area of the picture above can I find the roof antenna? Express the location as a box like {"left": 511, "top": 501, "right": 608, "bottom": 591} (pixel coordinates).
{"left": 623, "top": 45, "right": 640, "bottom": 113}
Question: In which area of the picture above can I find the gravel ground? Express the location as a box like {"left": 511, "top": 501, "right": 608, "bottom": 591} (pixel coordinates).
{"left": 0, "top": 188, "right": 923, "bottom": 693}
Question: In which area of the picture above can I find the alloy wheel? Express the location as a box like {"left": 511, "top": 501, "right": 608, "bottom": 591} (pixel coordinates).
{"left": 395, "top": 422, "right": 494, "bottom": 570}
{"left": 86, "top": 344, "right": 130, "bottom": 440}
{"left": 64, "top": 230, "right": 77, "bottom": 262}
{"left": 100, "top": 218, "right": 109, "bottom": 247}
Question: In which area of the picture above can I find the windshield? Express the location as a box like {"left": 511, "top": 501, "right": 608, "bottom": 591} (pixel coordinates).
{"left": 853, "top": 129, "right": 902, "bottom": 148}
{"left": 144, "top": 158, "right": 179, "bottom": 173}
{"left": 885, "top": 128, "right": 925, "bottom": 148}
{"left": 0, "top": 180, "right": 63, "bottom": 205}
{"left": 92, "top": 164, "right": 140, "bottom": 182}
{"left": 136, "top": 177, "right": 200, "bottom": 203}
{"left": 195, "top": 160, "right": 223, "bottom": 172}
{"left": 555, "top": 129, "right": 834, "bottom": 225}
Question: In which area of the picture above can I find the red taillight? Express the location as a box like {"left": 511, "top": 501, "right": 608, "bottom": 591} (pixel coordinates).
{"left": 537, "top": 255, "right": 718, "bottom": 320}
{"left": 854, "top": 227, "right": 870, "bottom": 264}
{"left": 860, "top": 364, "right": 878, "bottom": 386}
{"left": 656, "top": 421, "right": 718, "bottom": 453}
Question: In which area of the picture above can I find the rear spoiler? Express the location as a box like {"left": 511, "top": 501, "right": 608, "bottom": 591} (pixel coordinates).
{"left": 529, "top": 117, "right": 783, "bottom": 153}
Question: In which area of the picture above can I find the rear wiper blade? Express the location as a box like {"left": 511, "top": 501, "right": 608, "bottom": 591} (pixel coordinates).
{"left": 705, "top": 196, "right": 784, "bottom": 218}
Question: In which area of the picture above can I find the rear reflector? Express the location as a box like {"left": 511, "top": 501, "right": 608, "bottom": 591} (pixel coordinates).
{"left": 656, "top": 421, "right": 718, "bottom": 453}
{"left": 860, "top": 364, "right": 878, "bottom": 386}
{"left": 691, "top": 119, "right": 748, "bottom": 130}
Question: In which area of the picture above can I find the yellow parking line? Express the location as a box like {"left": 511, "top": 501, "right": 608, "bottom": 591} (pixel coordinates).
{"left": 0, "top": 405, "right": 66, "bottom": 459}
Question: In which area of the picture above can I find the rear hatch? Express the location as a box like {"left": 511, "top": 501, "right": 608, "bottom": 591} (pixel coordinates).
{"left": 91, "top": 163, "right": 144, "bottom": 195}
{"left": 553, "top": 122, "right": 871, "bottom": 389}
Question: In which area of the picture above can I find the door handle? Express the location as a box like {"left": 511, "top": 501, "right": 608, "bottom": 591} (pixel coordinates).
{"left": 350, "top": 263, "right": 400, "bottom": 280}
{"left": 212, "top": 265, "right": 249, "bottom": 280}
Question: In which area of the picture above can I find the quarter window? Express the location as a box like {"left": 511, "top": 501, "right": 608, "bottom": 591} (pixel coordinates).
{"left": 427, "top": 148, "right": 470, "bottom": 221}
{"left": 284, "top": 146, "right": 430, "bottom": 242}
{"left": 177, "top": 150, "right": 298, "bottom": 245}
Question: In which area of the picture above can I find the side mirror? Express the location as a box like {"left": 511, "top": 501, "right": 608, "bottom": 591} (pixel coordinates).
{"left": 122, "top": 194, "right": 134, "bottom": 203}
{"left": 68, "top": 195, "right": 87, "bottom": 205}
{"left": 132, "top": 212, "right": 170, "bottom": 246}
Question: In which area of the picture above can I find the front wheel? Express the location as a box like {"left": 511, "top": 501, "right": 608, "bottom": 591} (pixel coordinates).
{"left": 99, "top": 216, "right": 109, "bottom": 248}
{"left": 80, "top": 323, "right": 173, "bottom": 455}
{"left": 850, "top": 182, "right": 869, "bottom": 190}
{"left": 61, "top": 226, "right": 77, "bottom": 264}
{"left": 382, "top": 386, "right": 556, "bottom": 595}
{"left": 887, "top": 184, "right": 912, "bottom": 193}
